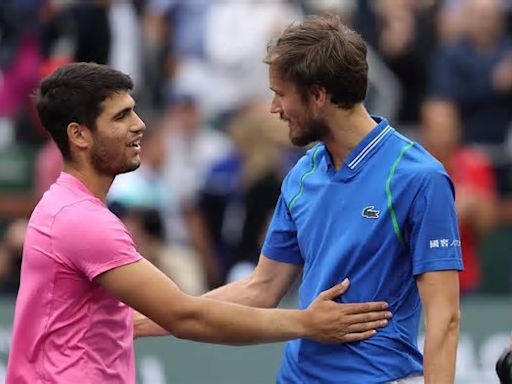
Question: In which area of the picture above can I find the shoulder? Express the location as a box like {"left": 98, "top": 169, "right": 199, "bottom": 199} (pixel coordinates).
{"left": 53, "top": 199, "right": 126, "bottom": 240}
{"left": 389, "top": 132, "right": 450, "bottom": 186}
{"left": 50, "top": 198, "right": 138, "bottom": 266}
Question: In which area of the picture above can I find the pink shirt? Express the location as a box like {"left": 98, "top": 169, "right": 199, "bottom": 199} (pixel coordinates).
{"left": 6, "top": 172, "right": 142, "bottom": 383}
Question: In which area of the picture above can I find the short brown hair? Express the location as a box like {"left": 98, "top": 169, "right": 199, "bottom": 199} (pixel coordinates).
{"left": 265, "top": 14, "right": 368, "bottom": 109}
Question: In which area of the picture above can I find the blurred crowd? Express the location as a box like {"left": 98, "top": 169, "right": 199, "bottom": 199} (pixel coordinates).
{"left": 1, "top": 0, "right": 512, "bottom": 297}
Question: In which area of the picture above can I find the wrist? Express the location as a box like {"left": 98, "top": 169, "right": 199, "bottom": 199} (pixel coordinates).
{"left": 298, "top": 309, "right": 314, "bottom": 339}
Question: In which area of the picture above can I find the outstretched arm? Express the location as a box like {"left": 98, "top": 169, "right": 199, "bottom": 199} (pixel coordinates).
{"left": 131, "top": 255, "right": 392, "bottom": 341}
{"left": 417, "top": 270, "right": 460, "bottom": 384}
{"left": 98, "top": 257, "right": 391, "bottom": 345}
{"left": 132, "top": 254, "right": 298, "bottom": 338}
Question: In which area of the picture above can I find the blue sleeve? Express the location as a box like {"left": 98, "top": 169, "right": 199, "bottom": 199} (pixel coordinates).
{"left": 407, "top": 170, "right": 464, "bottom": 275}
{"left": 261, "top": 195, "right": 304, "bottom": 264}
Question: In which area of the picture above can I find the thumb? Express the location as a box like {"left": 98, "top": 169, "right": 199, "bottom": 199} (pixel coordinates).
{"left": 320, "top": 278, "right": 350, "bottom": 300}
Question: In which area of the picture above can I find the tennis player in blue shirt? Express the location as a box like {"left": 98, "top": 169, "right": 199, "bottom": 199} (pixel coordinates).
{"left": 137, "top": 14, "right": 462, "bottom": 384}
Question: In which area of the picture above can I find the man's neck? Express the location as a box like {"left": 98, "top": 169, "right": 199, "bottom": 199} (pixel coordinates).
{"left": 63, "top": 163, "right": 114, "bottom": 203}
{"left": 322, "top": 104, "right": 378, "bottom": 170}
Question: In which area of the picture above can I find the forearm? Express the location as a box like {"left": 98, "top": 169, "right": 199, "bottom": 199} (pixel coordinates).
{"left": 417, "top": 270, "right": 461, "bottom": 384}
{"left": 134, "top": 279, "right": 277, "bottom": 338}
{"left": 203, "top": 255, "right": 300, "bottom": 308}
{"left": 204, "top": 277, "right": 279, "bottom": 308}
{"left": 423, "top": 312, "right": 460, "bottom": 383}
{"left": 169, "top": 296, "right": 307, "bottom": 345}
{"left": 133, "top": 285, "right": 281, "bottom": 339}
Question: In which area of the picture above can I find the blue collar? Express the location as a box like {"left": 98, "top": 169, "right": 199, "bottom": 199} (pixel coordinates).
{"left": 344, "top": 116, "right": 393, "bottom": 170}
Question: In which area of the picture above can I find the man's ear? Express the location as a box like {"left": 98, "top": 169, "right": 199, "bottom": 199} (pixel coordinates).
{"left": 310, "top": 85, "right": 328, "bottom": 108}
{"left": 67, "top": 122, "right": 91, "bottom": 151}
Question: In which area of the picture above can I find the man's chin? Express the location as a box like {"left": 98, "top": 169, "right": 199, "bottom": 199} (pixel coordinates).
{"left": 116, "top": 161, "right": 141, "bottom": 175}
{"left": 290, "top": 134, "right": 317, "bottom": 147}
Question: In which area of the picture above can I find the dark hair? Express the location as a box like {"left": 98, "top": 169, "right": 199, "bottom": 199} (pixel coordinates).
{"left": 264, "top": 14, "right": 368, "bottom": 109}
{"left": 36, "top": 62, "right": 133, "bottom": 160}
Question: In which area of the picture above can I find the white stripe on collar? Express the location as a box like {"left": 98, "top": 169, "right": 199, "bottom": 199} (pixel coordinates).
{"left": 347, "top": 125, "right": 392, "bottom": 169}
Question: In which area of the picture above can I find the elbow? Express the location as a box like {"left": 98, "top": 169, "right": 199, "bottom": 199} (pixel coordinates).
{"left": 159, "top": 296, "right": 204, "bottom": 340}
{"left": 438, "top": 309, "right": 461, "bottom": 338}
{"left": 448, "top": 309, "right": 461, "bottom": 332}
{"left": 245, "top": 278, "right": 280, "bottom": 308}
{"left": 424, "top": 308, "right": 461, "bottom": 337}
{"left": 168, "top": 320, "right": 199, "bottom": 341}
{"left": 165, "top": 313, "right": 207, "bottom": 341}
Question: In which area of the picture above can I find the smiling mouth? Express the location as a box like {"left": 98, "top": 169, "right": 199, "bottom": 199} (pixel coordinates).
{"left": 127, "top": 141, "right": 142, "bottom": 154}
{"left": 127, "top": 136, "right": 142, "bottom": 149}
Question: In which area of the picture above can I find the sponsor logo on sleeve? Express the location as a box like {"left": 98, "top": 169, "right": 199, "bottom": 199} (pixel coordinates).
{"left": 429, "top": 239, "right": 461, "bottom": 248}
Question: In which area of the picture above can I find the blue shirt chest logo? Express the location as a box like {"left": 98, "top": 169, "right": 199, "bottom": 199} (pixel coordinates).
{"left": 362, "top": 206, "right": 380, "bottom": 219}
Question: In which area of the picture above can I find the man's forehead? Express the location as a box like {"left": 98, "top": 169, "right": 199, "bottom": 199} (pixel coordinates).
{"left": 269, "top": 70, "right": 299, "bottom": 94}
{"left": 269, "top": 66, "right": 288, "bottom": 85}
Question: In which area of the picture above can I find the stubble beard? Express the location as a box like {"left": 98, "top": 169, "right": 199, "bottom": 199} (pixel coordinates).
{"left": 91, "top": 141, "right": 141, "bottom": 177}
{"left": 289, "top": 115, "right": 329, "bottom": 147}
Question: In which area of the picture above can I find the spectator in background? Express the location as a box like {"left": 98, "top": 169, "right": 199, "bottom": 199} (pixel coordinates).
{"left": 141, "top": 0, "right": 212, "bottom": 110}
{"left": 0, "top": 218, "right": 27, "bottom": 296}
{"left": 0, "top": 0, "right": 44, "bottom": 146}
{"left": 357, "top": 0, "right": 437, "bottom": 125}
{"left": 196, "top": 102, "right": 288, "bottom": 285}
{"left": 197, "top": 0, "right": 303, "bottom": 116}
{"left": 0, "top": 0, "right": 43, "bottom": 118}
{"left": 145, "top": 0, "right": 303, "bottom": 118}
{"left": 121, "top": 207, "right": 206, "bottom": 296}
{"left": 161, "top": 91, "right": 231, "bottom": 246}
{"left": 41, "top": 0, "right": 143, "bottom": 88}
{"left": 420, "top": 98, "right": 498, "bottom": 295}
{"left": 429, "top": 0, "right": 512, "bottom": 147}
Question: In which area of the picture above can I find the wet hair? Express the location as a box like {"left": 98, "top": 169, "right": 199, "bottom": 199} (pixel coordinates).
{"left": 265, "top": 14, "right": 368, "bottom": 109}
{"left": 36, "top": 62, "right": 133, "bottom": 160}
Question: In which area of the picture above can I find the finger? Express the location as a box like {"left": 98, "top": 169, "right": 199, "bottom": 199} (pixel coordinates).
{"left": 338, "top": 330, "right": 378, "bottom": 343}
{"left": 341, "top": 301, "right": 389, "bottom": 314}
{"left": 344, "top": 310, "right": 392, "bottom": 325}
{"left": 345, "top": 319, "right": 389, "bottom": 333}
{"left": 319, "top": 278, "right": 350, "bottom": 300}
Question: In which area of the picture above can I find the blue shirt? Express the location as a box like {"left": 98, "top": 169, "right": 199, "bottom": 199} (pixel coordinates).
{"left": 262, "top": 117, "right": 463, "bottom": 383}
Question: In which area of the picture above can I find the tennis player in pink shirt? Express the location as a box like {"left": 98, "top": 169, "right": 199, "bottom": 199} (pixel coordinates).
{"left": 6, "top": 62, "right": 391, "bottom": 383}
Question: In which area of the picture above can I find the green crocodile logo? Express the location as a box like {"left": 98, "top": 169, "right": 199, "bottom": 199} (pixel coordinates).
{"left": 362, "top": 206, "right": 380, "bottom": 219}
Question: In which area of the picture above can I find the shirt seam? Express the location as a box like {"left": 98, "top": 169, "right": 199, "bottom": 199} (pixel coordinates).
{"left": 386, "top": 142, "right": 415, "bottom": 248}
{"left": 288, "top": 145, "right": 322, "bottom": 212}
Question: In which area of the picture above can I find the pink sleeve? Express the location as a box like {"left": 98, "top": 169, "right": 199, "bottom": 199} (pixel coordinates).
{"left": 52, "top": 200, "right": 143, "bottom": 280}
